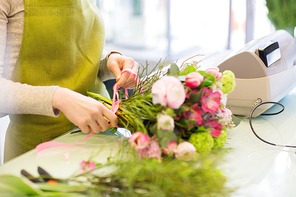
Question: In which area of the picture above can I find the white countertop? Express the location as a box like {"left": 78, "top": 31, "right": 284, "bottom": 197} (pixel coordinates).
{"left": 223, "top": 87, "right": 296, "bottom": 196}
{"left": 2, "top": 89, "right": 296, "bottom": 196}
{"left": 0, "top": 131, "right": 121, "bottom": 179}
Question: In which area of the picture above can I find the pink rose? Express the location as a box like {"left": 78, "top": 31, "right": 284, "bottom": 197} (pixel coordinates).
{"left": 174, "top": 142, "right": 196, "bottom": 161}
{"left": 205, "top": 67, "right": 222, "bottom": 80}
{"left": 163, "top": 141, "right": 177, "bottom": 155}
{"left": 152, "top": 76, "right": 186, "bottom": 109}
{"left": 129, "top": 132, "right": 150, "bottom": 150}
{"left": 185, "top": 72, "right": 204, "bottom": 89}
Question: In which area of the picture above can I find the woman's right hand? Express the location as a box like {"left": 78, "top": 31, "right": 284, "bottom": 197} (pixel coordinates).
{"left": 52, "top": 87, "right": 117, "bottom": 134}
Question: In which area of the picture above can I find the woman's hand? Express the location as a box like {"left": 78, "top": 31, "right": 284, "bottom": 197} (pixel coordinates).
{"left": 107, "top": 53, "right": 138, "bottom": 89}
{"left": 52, "top": 87, "right": 117, "bottom": 134}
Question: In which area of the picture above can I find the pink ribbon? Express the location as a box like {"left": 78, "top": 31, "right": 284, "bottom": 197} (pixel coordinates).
{"left": 35, "top": 68, "right": 138, "bottom": 154}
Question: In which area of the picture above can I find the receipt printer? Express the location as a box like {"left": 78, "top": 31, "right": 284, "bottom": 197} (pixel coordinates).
{"left": 217, "top": 30, "right": 296, "bottom": 117}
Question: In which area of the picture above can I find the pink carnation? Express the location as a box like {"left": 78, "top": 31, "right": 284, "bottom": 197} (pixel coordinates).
{"left": 137, "top": 138, "right": 162, "bottom": 160}
{"left": 129, "top": 132, "right": 150, "bottom": 150}
{"left": 185, "top": 72, "right": 204, "bottom": 89}
{"left": 152, "top": 76, "right": 186, "bottom": 109}
{"left": 205, "top": 67, "right": 222, "bottom": 80}
{"left": 200, "top": 87, "right": 221, "bottom": 115}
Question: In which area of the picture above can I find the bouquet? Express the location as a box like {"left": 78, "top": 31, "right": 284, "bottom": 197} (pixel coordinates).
{"left": 0, "top": 57, "right": 237, "bottom": 197}
{"left": 88, "top": 56, "right": 236, "bottom": 160}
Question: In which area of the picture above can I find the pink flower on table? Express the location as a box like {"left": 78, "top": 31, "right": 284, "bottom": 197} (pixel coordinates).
{"left": 204, "top": 120, "right": 223, "bottom": 137}
{"left": 63, "top": 152, "right": 70, "bottom": 161}
{"left": 162, "top": 141, "right": 177, "bottom": 155}
{"left": 174, "top": 142, "right": 196, "bottom": 161}
{"left": 79, "top": 160, "right": 96, "bottom": 174}
{"left": 200, "top": 87, "right": 221, "bottom": 115}
{"left": 205, "top": 67, "right": 222, "bottom": 80}
{"left": 129, "top": 132, "right": 150, "bottom": 150}
{"left": 137, "top": 138, "right": 162, "bottom": 160}
{"left": 185, "top": 72, "right": 204, "bottom": 89}
{"left": 152, "top": 76, "right": 186, "bottom": 109}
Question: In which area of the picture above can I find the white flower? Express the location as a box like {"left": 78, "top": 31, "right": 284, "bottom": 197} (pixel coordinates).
{"left": 157, "top": 114, "right": 175, "bottom": 131}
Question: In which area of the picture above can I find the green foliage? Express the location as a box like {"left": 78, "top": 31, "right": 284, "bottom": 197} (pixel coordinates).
{"left": 167, "top": 63, "right": 180, "bottom": 76}
{"left": 0, "top": 175, "right": 80, "bottom": 197}
{"left": 213, "top": 129, "right": 228, "bottom": 148}
{"left": 221, "top": 70, "right": 236, "bottom": 94}
{"left": 189, "top": 131, "right": 214, "bottom": 154}
{"left": 0, "top": 175, "right": 43, "bottom": 196}
{"left": 266, "top": 0, "right": 296, "bottom": 35}
{"left": 178, "top": 63, "right": 198, "bottom": 76}
{"left": 65, "top": 145, "right": 233, "bottom": 197}
{"left": 198, "top": 70, "right": 216, "bottom": 88}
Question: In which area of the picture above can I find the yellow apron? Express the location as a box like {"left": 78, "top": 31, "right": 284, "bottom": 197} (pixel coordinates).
{"left": 4, "top": 0, "right": 109, "bottom": 162}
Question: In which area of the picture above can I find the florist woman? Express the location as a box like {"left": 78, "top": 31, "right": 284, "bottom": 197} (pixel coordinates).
{"left": 0, "top": 0, "right": 138, "bottom": 162}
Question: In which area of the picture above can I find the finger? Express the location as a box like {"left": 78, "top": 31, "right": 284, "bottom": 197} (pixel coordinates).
{"left": 88, "top": 121, "right": 101, "bottom": 134}
{"left": 80, "top": 125, "right": 91, "bottom": 134}
{"left": 97, "top": 116, "right": 108, "bottom": 131}
{"left": 110, "top": 62, "right": 122, "bottom": 81}
{"left": 102, "top": 108, "right": 118, "bottom": 128}
{"left": 116, "top": 71, "right": 130, "bottom": 88}
{"left": 121, "top": 75, "right": 136, "bottom": 89}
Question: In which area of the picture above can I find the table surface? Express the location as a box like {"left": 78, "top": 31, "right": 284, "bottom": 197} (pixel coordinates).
{"left": 2, "top": 89, "right": 296, "bottom": 197}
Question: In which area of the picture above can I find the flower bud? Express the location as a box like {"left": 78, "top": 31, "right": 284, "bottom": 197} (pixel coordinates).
{"left": 185, "top": 72, "right": 204, "bottom": 89}
{"left": 163, "top": 141, "right": 177, "bottom": 155}
{"left": 205, "top": 67, "right": 222, "bottom": 80}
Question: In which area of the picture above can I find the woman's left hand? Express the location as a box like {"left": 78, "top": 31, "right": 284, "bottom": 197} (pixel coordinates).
{"left": 107, "top": 53, "right": 138, "bottom": 89}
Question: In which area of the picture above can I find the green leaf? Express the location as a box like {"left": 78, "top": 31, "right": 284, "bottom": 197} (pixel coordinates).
{"left": 188, "top": 92, "right": 201, "bottom": 103}
{"left": 161, "top": 137, "right": 170, "bottom": 148}
{"left": 198, "top": 71, "right": 216, "bottom": 87}
{"left": 178, "top": 64, "right": 197, "bottom": 76}
{"left": 164, "top": 131, "right": 177, "bottom": 142}
{"left": 179, "top": 118, "right": 196, "bottom": 127}
{"left": 196, "top": 125, "right": 210, "bottom": 133}
{"left": 87, "top": 91, "right": 112, "bottom": 105}
{"left": 0, "top": 175, "right": 44, "bottom": 196}
{"left": 231, "top": 115, "right": 241, "bottom": 127}
{"left": 157, "top": 129, "right": 166, "bottom": 138}
{"left": 167, "top": 63, "right": 179, "bottom": 76}
{"left": 37, "top": 183, "right": 89, "bottom": 194}
{"left": 174, "top": 105, "right": 189, "bottom": 115}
